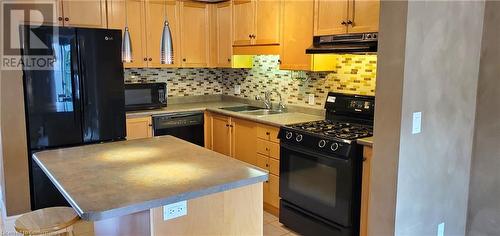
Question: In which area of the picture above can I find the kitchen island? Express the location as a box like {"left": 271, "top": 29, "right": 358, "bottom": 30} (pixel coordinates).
{"left": 32, "top": 136, "right": 268, "bottom": 236}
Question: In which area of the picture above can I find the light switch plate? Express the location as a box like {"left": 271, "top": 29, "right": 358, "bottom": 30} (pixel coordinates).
{"left": 412, "top": 112, "right": 422, "bottom": 134}
{"left": 437, "top": 222, "right": 445, "bottom": 236}
{"left": 163, "top": 201, "right": 187, "bottom": 221}
{"left": 234, "top": 85, "right": 241, "bottom": 95}
{"left": 308, "top": 94, "right": 315, "bottom": 105}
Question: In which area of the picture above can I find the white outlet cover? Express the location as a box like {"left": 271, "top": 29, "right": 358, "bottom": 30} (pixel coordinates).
{"left": 234, "top": 85, "right": 241, "bottom": 95}
{"left": 163, "top": 200, "right": 187, "bottom": 221}
{"left": 437, "top": 222, "right": 445, "bottom": 236}
{"left": 308, "top": 94, "right": 315, "bottom": 105}
{"left": 412, "top": 112, "right": 422, "bottom": 134}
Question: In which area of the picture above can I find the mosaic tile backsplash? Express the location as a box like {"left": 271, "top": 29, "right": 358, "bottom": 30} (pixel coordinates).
{"left": 125, "top": 54, "right": 377, "bottom": 108}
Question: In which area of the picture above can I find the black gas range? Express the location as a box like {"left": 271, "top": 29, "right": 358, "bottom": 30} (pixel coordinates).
{"left": 278, "top": 92, "right": 375, "bottom": 236}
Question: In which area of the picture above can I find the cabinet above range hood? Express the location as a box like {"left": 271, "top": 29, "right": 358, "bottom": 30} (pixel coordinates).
{"left": 305, "top": 32, "right": 378, "bottom": 54}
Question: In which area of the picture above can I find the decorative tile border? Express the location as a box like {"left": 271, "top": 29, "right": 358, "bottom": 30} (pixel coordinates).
{"left": 125, "top": 55, "right": 377, "bottom": 108}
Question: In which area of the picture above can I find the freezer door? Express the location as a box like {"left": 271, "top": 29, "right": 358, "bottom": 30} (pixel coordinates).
{"left": 21, "top": 26, "right": 83, "bottom": 149}
{"left": 76, "top": 28, "right": 126, "bottom": 143}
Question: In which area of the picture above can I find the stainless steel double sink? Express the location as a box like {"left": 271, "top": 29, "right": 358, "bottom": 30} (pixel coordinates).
{"left": 220, "top": 105, "right": 286, "bottom": 116}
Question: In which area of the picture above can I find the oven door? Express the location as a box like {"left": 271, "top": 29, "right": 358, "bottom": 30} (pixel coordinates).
{"left": 280, "top": 143, "right": 355, "bottom": 227}
{"left": 124, "top": 83, "right": 166, "bottom": 111}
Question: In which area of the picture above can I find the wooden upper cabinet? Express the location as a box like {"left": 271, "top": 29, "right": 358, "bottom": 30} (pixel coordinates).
{"left": 61, "top": 0, "right": 106, "bottom": 28}
{"left": 19, "top": 0, "right": 63, "bottom": 25}
{"left": 280, "top": 0, "right": 313, "bottom": 70}
{"left": 232, "top": 0, "right": 254, "bottom": 46}
{"left": 347, "top": 0, "right": 379, "bottom": 33}
{"left": 107, "top": 0, "right": 147, "bottom": 68}
{"left": 254, "top": 0, "right": 281, "bottom": 45}
{"left": 145, "top": 0, "right": 180, "bottom": 68}
{"left": 180, "top": 1, "right": 210, "bottom": 67}
{"left": 231, "top": 118, "right": 258, "bottom": 166}
{"left": 210, "top": 114, "right": 232, "bottom": 157}
{"left": 214, "top": 1, "right": 232, "bottom": 67}
{"left": 313, "top": 0, "right": 348, "bottom": 36}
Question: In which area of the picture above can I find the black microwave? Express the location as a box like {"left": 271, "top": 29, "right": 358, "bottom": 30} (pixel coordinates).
{"left": 124, "top": 83, "right": 167, "bottom": 111}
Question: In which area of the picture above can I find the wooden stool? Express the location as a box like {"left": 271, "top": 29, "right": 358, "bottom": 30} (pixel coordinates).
{"left": 14, "top": 206, "right": 80, "bottom": 236}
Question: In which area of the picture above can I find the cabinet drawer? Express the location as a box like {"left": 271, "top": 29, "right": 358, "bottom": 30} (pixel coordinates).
{"left": 269, "top": 158, "right": 279, "bottom": 176}
{"left": 256, "top": 125, "right": 280, "bottom": 143}
{"left": 256, "top": 154, "right": 269, "bottom": 171}
{"left": 257, "top": 139, "right": 280, "bottom": 159}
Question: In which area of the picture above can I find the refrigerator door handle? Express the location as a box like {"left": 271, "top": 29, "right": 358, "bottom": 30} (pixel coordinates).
{"left": 71, "top": 41, "right": 82, "bottom": 125}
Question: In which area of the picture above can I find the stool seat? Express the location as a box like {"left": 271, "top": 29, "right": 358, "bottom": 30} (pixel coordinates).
{"left": 14, "top": 207, "right": 80, "bottom": 235}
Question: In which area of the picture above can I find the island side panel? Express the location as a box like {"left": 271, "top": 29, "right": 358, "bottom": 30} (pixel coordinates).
{"left": 151, "top": 183, "right": 263, "bottom": 236}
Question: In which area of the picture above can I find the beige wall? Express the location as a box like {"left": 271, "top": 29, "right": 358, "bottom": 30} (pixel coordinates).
{"left": 0, "top": 70, "right": 31, "bottom": 216}
{"left": 467, "top": 1, "right": 500, "bottom": 235}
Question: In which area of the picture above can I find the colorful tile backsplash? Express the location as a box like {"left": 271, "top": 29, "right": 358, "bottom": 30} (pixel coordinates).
{"left": 124, "top": 54, "right": 377, "bottom": 109}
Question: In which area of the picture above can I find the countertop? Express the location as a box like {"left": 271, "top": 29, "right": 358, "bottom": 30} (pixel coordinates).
{"left": 32, "top": 136, "right": 268, "bottom": 221}
{"left": 357, "top": 137, "right": 373, "bottom": 147}
{"left": 126, "top": 101, "right": 324, "bottom": 127}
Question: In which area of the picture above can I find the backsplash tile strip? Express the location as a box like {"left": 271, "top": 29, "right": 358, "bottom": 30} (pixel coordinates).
{"left": 124, "top": 55, "right": 377, "bottom": 109}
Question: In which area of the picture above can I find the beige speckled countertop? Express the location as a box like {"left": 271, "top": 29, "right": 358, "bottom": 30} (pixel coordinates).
{"left": 126, "top": 101, "right": 324, "bottom": 127}
{"left": 357, "top": 136, "right": 373, "bottom": 147}
{"left": 32, "top": 136, "right": 268, "bottom": 221}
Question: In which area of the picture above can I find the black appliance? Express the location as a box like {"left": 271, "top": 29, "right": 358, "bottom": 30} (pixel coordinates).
{"left": 153, "top": 111, "right": 204, "bottom": 146}
{"left": 124, "top": 83, "right": 167, "bottom": 111}
{"left": 305, "top": 33, "right": 378, "bottom": 54}
{"left": 20, "top": 25, "right": 126, "bottom": 210}
{"left": 278, "top": 92, "right": 375, "bottom": 236}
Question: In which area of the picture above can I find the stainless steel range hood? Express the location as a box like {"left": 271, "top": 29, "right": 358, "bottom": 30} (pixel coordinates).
{"left": 306, "top": 32, "right": 378, "bottom": 54}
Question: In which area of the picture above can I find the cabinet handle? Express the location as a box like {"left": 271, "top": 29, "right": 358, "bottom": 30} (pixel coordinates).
{"left": 143, "top": 58, "right": 148, "bottom": 61}
{"left": 148, "top": 124, "right": 152, "bottom": 127}
{"left": 347, "top": 20, "right": 353, "bottom": 25}
{"left": 265, "top": 148, "right": 270, "bottom": 151}
{"left": 227, "top": 58, "right": 231, "bottom": 62}
{"left": 182, "top": 58, "right": 186, "bottom": 62}
{"left": 266, "top": 180, "right": 269, "bottom": 183}
{"left": 58, "top": 16, "right": 63, "bottom": 21}
{"left": 248, "top": 34, "right": 252, "bottom": 38}
{"left": 266, "top": 132, "right": 270, "bottom": 135}
{"left": 64, "top": 17, "right": 69, "bottom": 22}
{"left": 148, "top": 58, "right": 152, "bottom": 61}
{"left": 252, "top": 34, "right": 256, "bottom": 39}
{"left": 341, "top": 21, "right": 347, "bottom": 25}
{"left": 266, "top": 164, "right": 269, "bottom": 167}
{"left": 226, "top": 124, "right": 229, "bottom": 127}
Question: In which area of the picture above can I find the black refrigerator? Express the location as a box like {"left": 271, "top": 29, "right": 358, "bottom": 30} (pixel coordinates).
{"left": 20, "top": 26, "right": 126, "bottom": 210}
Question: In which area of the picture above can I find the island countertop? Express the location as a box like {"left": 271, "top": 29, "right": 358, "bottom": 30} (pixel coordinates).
{"left": 32, "top": 136, "right": 268, "bottom": 221}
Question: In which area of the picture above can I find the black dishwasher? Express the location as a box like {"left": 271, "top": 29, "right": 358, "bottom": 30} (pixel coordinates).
{"left": 152, "top": 111, "right": 204, "bottom": 146}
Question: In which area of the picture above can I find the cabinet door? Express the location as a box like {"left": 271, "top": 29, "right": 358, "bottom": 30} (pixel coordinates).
{"left": 214, "top": 1, "right": 232, "bottom": 67}
{"left": 348, "top": 0, "right": 379, "bottom": 33}
{"left": 126, "top": 116, "right": 152, "bottom": 140}
{"left": 280, "top": 0, "right": 313, "bottom": 70}
{"left": 16, "top": 0, "right": 63, "bottom": 25}
{"left": 61, "top": 0, "right": 106, "bottom": 28}
{"left": 254, "top": 0, "right": 281, "bottom": 45}
{"left": 180, "top": 1, "right": 210, "bottom": 67}
{"left": 107, "top": 0, "right": 147, "bottom": 68}
{"left": 211, "top": 114, "right": 232, "bottom": 156}
{"left": 313, "top": 0, "right": 348, "bottom": 36}
{"left": 232, "top": 118, "right": 257, "bottom": 165}
{"left": 232, "top": 0, "right": 254, "bottom": 46}
{"left": 268, "top": 174, "right": 279, "bottom": 208}
{"left": 145, "top": 0, "right": 180, "bottom": 68}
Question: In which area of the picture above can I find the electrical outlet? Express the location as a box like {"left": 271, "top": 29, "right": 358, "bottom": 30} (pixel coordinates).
{"left": 308, "top": 94, "right": 315, "bottom": 105}
{"left": 163, "top": 201, "right": 187, "bottom": 221}
{"left": 437, "top": 222, "right": 445, "bottom": 236}
{"left": 412, "top": 112, "right": 422, "bottom": 134}
{"left": 234, "top": 85, "right": 241, "bottom": 95}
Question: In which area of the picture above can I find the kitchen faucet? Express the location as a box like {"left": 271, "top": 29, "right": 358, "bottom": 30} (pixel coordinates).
{"left": 264, "top": 90, "right": 286, "bottom": 112}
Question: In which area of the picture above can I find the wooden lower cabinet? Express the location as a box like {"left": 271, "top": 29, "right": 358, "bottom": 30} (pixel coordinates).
{"left": 360, "top": 145, "right": 373, "bottom": 236}
{"left": 126, "top": 116, "right": 152, "bottom": 140}
{"left": 205, "top": 112, "right": 281, "bottom": 215}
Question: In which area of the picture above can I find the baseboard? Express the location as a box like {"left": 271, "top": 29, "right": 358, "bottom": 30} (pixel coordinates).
{"left": 264, "top": 203, "right": 279, "bottom": 217}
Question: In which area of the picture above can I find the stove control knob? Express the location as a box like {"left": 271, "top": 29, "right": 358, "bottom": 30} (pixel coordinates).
{"left": 318, "top": 140, "right": 327, "bottom": 148}
{"left": 285, "top": 131, "right": 293, "bottom": 140}
{"left": 296, "top": 134, "right": 303, "bottom": 142}
{"left": 330, "top": 143, "right": 339, "bottom": 151}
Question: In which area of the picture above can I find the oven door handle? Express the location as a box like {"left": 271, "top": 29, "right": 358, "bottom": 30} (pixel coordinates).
{"left": 281, "top": 143, "right": 350, "bottom": 164}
